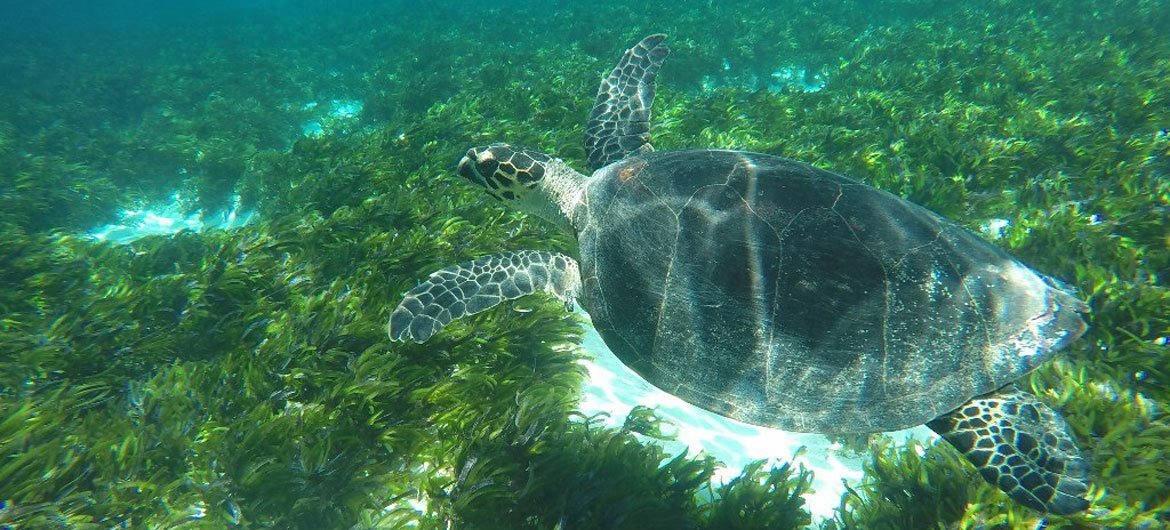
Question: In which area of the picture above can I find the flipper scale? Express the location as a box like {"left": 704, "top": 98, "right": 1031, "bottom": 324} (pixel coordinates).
{"left": 388, "top": 250, "right": 581, "bottom": 343}
{"left": 584, "top": 34, "right": 670, "bottom": 171}
{"left": 928, "top": 387, "right": 1090, "bottom": 514}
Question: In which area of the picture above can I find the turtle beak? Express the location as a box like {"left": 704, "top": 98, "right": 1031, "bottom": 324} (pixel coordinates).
{"left": 456, "top": 149, "right": 481, "bottom": 185}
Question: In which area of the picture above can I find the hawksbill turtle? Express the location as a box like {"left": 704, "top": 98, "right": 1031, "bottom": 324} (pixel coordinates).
{"left": 389, "top": 34, "right": 1092, "bottom": 514}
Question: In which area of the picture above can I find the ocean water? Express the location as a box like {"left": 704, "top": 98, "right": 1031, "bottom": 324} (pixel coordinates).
{"left": 1, "top": 1, "right": 1168, "bottom": 529}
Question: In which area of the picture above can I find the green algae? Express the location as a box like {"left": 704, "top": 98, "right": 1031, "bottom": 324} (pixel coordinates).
{"left": 1, "top": 0, "right": 1168, "bottom": 528}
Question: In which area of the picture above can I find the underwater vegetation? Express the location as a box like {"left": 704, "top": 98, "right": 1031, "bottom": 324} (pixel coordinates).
{"left": 0, "top": 0, "right": 1167, "bottom": 528}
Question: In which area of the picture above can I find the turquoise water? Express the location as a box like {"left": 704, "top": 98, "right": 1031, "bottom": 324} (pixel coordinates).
{"left": 1, "top": 1, "right": 1167, "bottom": 528}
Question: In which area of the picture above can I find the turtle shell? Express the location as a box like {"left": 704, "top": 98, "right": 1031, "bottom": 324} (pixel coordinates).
{"left": 576, "top": 149, "right": 1087, "bottom": 433}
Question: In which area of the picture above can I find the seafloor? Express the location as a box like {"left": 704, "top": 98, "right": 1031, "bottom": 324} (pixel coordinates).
{"left": 0, "top": 0, "right": 1167, "bottom": 528}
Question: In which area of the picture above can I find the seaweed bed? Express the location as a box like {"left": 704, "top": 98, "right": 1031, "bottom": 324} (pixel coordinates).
{"left": 0, "top": 0, "right": 1167, "bottom": 528}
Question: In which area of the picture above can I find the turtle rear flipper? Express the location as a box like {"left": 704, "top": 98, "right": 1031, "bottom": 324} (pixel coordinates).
{"left": 927, "top": 387, "right": 1090, "bottom": 515}
{"left": 389, "top": 251, "right": 581, "bottom": 343}
{"left": 585, "top": 34, "right": 670, "bottom": 171}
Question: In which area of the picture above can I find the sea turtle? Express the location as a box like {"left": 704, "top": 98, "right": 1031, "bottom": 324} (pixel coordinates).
{"left": 389, "top": 34, "right": 1092, "bottom": 514}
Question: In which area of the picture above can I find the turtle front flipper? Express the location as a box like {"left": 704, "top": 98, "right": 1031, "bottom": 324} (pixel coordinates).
{"left": 927, "top": 386, "right": 1090, "bottom": 515}
{"left": 585, "top": 34, "right": 670, "bottom": 171}
{"left": 389, "top": 251, "right": 581, "bottom": 343}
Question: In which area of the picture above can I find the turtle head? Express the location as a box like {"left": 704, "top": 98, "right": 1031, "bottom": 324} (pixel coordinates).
{"left": 457, "top": 143, "right": 552, "bottom": 203}
{"left": 456, "top": 143, "right": 587, "bottom": 234}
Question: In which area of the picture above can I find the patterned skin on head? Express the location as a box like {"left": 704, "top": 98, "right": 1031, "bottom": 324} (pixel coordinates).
{"left": 457, "top": 144, "right": 551, "bottom": 203}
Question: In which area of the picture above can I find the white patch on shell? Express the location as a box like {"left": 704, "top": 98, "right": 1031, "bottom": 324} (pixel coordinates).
{"left": 998, "top": 261, "right": 1062, "bottom": 359}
